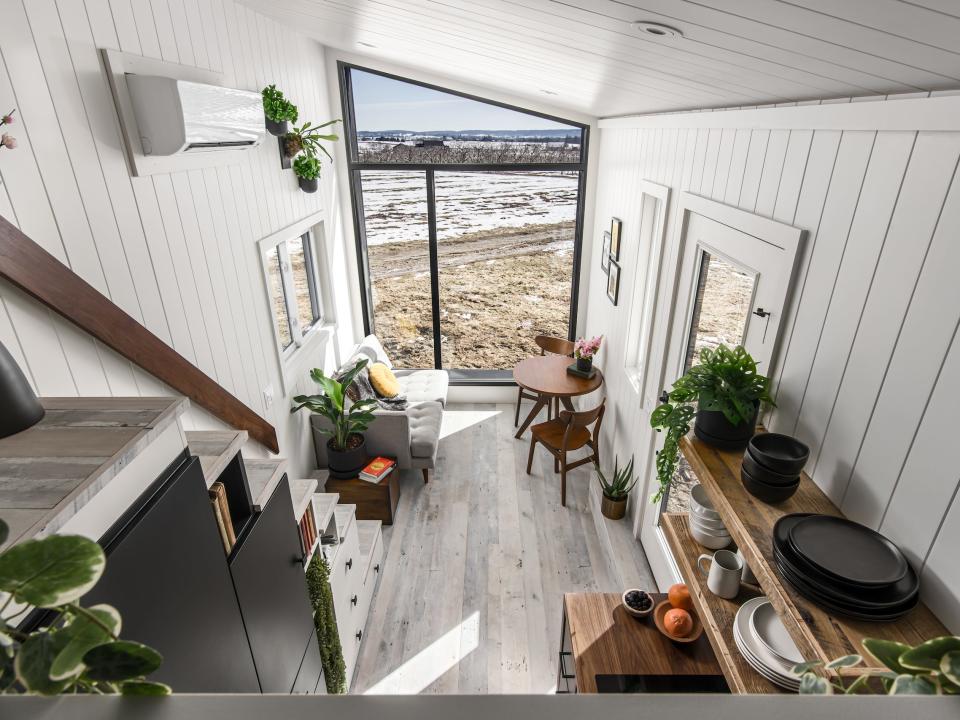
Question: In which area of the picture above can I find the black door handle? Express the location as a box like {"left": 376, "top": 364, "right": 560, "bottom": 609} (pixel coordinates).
{"left": 351, "top": 595, "right": 358, "bottom": 606}
{"left": 355, "top": 630, "right": 362, "bottom": 641}
{"left": 753, "top": 307, "right": 770, "bottom": 318}
{"left": 374, "top": 563, "right": 380, "bottom": 573}
{"left": 346, "top": 558, "right": 353, "bottom": 570}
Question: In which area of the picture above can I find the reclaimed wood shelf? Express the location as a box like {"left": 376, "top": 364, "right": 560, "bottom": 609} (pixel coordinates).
{"left": 680, "top": 432, "right": 947, "bottom": 676}
{"left": 661, "top": 513, "right": 784, "bottom": 694}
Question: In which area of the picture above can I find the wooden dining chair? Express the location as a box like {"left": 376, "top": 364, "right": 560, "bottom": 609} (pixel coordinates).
{"left": 525, "top": 398, "right": 605, "bottom": 507}
{"left": 514, "top": 334, "right": 575, "bottom": 427}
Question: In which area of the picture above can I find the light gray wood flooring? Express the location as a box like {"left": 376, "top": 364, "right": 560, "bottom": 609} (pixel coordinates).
{"left": 351, "top": 403, "right": 655, "bottom": 694}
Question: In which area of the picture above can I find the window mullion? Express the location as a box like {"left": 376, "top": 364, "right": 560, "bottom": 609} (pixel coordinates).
{"left": 278, "top": 241, "right": 303, "bottom": 346}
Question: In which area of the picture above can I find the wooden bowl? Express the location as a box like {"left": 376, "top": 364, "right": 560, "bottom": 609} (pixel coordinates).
{"left": 653, "top": 600, "right": 704, "bottom": 644}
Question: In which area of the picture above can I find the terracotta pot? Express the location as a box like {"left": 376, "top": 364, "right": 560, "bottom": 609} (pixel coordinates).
{"left": 601, "top": 493, "right": 627, "bottom": 520}
{"left": 327, "top": 434, "right": 366, "bottom": 479}
{"left": 264, "top": 116, "right": 288, "bottom": 137}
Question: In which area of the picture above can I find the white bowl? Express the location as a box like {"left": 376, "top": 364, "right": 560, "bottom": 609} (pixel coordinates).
{"left": 690, "top": 513, "right": 729, "bottom": 533}
{"left": 690, "top": 523, "right": 732, "bottom": 550}
{"left": 690, "top": 485, "right": 720, "bottom": 519}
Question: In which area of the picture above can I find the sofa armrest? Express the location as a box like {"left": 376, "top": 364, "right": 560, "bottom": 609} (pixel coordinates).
{"left": 310, "top": 410, "right": 414, "bottom": 470}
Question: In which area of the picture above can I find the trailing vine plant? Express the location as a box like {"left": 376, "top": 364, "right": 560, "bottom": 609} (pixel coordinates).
{"left": 305, "top": 553, "right": 346, "bottom": 694}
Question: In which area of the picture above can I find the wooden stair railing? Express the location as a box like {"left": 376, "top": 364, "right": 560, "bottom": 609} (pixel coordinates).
{"left": 0, "top": 215, "right": 279, "bottom": 453}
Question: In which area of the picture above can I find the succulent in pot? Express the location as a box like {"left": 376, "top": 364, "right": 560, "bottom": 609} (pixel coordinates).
{"left": 650, "top": 344, "right": 773, "bottom": 503}
{"left": 261, "top": 85, "right": 298, "bottom": 136}
{"left": 293, "top": 152, "right": 321, "bottom": 193}
{"left": 291, "top": 359, "right": 378, "bottom": 479}
{"left": 595, "top": 455, "right": 638, "bottom": 520}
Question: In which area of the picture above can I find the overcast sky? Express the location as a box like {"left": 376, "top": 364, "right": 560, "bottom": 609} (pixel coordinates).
{"left": 351, "top": 70, "right": 576, "bottom": 132}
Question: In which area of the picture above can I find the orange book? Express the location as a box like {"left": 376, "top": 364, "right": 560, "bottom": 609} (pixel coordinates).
{"left": 359, "top": 456, "right": 396, "bottom": 482}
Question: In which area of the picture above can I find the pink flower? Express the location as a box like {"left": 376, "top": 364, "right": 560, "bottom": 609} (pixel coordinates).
{"left": 1, "top": 134, "right": 16, "bottom": 149}
{"left": 1, "top": 115, "right": 13, "bottom": 126}
{"left": 575, "top": 335, "right": 603, "bottom": 359}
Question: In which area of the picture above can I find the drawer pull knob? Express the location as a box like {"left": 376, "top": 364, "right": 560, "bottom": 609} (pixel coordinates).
{"left": 374, "top": 563, "right": 380, "bottom": 573}
{"left": 351, "top": 595, "right": 358, "bottom": 606}
{"left": 346, "top": 558, "right": 353, "bottom": 570}
{"left": 355, "top": 630, "right": 362, "bottom": 641}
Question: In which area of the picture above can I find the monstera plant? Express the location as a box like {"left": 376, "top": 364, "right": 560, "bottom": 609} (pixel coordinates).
{"left": 0, "top": 519, "right": 169, "bottom": 695}
{"left": 793, "top": 636, "right": 960, "bottom": 695}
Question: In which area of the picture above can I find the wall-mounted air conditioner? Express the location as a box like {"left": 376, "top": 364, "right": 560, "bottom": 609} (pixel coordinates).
{"left": 126, "top": 75, "right": 264, "bottom": 156}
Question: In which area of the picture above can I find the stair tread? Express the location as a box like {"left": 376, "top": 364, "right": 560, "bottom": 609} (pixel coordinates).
{"left": 185, "top": 430, "right": 247, "bottom": 487}
{"left": 312, "top": 493, "right": 339, "bottom": 533}
{"left": 244, "top": 458, "right": 287, "bottom": 510}
{"left": 289, "top": 477, "right": 318, "bottom": 521}
{"left": 356, "top": 519, "right": 382, "bottom": 558}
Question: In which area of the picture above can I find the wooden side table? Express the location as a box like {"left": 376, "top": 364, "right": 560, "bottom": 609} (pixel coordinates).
{"left": 318, "top": 467, "right": 400, "bottom": 525}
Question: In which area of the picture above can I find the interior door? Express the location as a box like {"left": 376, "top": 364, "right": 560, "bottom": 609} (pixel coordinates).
{"left": 636, "top": 197, "right": 802, "bottom": 588}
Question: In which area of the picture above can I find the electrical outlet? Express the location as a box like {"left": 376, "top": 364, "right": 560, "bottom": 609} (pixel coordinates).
{"left": 262, "top": 385, "right": 274, "bottom": 409}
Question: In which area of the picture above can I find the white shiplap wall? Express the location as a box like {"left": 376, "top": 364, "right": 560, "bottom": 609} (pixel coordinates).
{"left": 585, "top": 94, "right": 960, "bottom": 632}
{"left": 0, "top": 0, "right": 358, "bottom": 479}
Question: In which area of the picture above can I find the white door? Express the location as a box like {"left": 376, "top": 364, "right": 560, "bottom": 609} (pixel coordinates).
{"left": 634, "top": 193, "right": 803, "bottom": 588}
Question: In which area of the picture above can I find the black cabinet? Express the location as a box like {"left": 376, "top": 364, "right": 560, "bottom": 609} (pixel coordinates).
{"left": 229, "top": 476, "right": 317, "bottom": 693}
{"left": 84, "top": 451, "right": 260, "bottom": 693}
{"left": 292, "top": 634, "right": 324, "bottom": 694}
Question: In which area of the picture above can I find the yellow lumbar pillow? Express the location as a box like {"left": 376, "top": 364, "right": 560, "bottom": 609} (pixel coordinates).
{"left": 368, "top": 362, "right": 400, "bottom": 398}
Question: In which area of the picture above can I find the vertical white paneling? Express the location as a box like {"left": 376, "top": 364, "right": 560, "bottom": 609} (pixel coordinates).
{"left": 130, "top": 0, "right": 164, "bottom": 59}
{"left": 149, "top": 0, "right": 181, "bottom": 62}
{"left": 588, "top": 97, "right": 960, "bottom": 631}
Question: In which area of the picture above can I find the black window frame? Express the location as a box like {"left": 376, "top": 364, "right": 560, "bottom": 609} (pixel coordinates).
{"left": 338, "top": 61, "right": 590, "bottom": 384}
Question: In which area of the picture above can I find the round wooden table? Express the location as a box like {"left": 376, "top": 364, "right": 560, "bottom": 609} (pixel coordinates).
{"left": 513, "top": 354, "right": 604, "bottom": 438}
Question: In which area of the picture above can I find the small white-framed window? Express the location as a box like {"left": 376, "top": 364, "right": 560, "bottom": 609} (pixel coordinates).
{"left": 624, "top": 180, "right": 671, "bottom": 404}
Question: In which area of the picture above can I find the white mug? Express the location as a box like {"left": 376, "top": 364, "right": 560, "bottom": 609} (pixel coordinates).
{"left": 698, "top": 549, "right": 743, "bottom": 599}
{"left": 737, "top": 549, "right": 757, "bottom": 585}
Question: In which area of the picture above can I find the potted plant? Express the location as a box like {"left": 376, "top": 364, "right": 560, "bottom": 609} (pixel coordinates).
{"left": 293, "top": 152, "right": 321, "bottom": 193}
{"left": 291, "top": 359, "right": 377, "bottom": 479}
{"left": 261, "top": 85, "right": 297, "bottom": 136}
{"left": 596, "top": 455, "right": 638, "bottom": 519}
{"left": 650, "top": 344, "right": 773, "bottom": 503}
{"left": 574, "top": 335, "right": 602, "bottom": 373}
{"left": 282, "top": 119, "right": 341, "bottom": 159}
{"left": 0, "top": 518, "right": 170, "bottom": 695}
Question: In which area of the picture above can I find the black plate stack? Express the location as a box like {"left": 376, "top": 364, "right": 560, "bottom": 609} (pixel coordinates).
{"left": 772, "top": 513, "right": 919, "bottom": 621}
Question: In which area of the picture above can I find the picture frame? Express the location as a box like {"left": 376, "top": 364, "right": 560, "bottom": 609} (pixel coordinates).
{"left": 610, "top": 217, "right": 622, "bottom": 261}
{"left": 601, "top": 231, "right": 611, "bottom": 272}
{"left": 607, "top": 258, "right": 621, "bottom": 306}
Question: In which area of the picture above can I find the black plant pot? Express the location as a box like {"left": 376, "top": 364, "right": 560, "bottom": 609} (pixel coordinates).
{"left": 693, "top": 401, "right": 759, "bottom": 451}
{"left": 264, "top": 116, "right": 288, "bottom": 137}
{"left": 327, "top": 434, "right": 366, "bottom": 479}
{"left": 0, "top": 341, "right": 44, "bottom": 439}
{"left": 298, "top": 176, "right": 318, "bottom": 193}
{"left": 577, "top": 357, "right": 592, "bottom": 373}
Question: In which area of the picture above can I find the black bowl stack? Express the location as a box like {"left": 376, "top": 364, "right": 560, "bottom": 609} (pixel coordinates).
{"left": 772, "top": 513, "right": 919, "bottom": 621}
{"left": 740, "top": 433, "right": 809, "bottom": 503}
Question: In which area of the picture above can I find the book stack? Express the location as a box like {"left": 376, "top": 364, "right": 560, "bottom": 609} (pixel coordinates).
{"left": 360, "top": 456, "right": 396, "bottom": 483}
{"left": 299, "top": 506, "right": 318, "bottom": 561}
{"left": 208, "top": 482, "right": 236, "bottom": 555}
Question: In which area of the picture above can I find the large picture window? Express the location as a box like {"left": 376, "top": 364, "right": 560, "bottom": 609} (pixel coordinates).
{"left": 340, "top": 64, "right": 588, "bottom": 379}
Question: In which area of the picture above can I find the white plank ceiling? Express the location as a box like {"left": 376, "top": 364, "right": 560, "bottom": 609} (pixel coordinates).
{"left": 241, "top": 0, "right": 960, "bottom": 118}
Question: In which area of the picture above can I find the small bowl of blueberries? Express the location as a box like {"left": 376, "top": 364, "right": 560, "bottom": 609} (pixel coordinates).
{"left": 622, "top": 589, "right": 654, "bottom": 619}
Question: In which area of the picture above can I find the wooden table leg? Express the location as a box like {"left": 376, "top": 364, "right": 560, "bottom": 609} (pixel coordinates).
{"left": 560, "top": 396, "right": 575, "bottom": 412}
{"left": 515, "top": 396, "right": 548, "bottom": 438}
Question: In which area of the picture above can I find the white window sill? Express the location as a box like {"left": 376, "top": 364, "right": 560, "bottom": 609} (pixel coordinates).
{"left": 280, "top": 322, "right": 336, "bottom": 395}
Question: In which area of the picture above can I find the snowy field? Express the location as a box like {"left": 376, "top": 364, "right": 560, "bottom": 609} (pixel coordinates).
{"left": 360, "top": 170, "right": 579, "bottom": 245}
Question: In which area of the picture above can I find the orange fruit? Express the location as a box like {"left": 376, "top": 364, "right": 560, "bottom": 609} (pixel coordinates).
{"left": 664, "top": 608, "right": 693, "bottom": 638}
{"left": 668, "top": 583, "right": 693, "bottom": 611}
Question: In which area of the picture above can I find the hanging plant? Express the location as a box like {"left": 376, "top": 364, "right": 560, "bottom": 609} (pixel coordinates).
{"left": 305, "top": 553, "right": 346, "bottom": 694}
{"left": 261, "top": 86, "right": 297, "bottom": 136}
{"left": 282, "top": 119, "right": 340, "bottom": 160}
{"left": 293, "top": 152, "right": 321, "bottom": 193}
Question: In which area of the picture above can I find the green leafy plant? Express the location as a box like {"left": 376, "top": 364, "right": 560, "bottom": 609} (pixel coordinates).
{"left": 261, "top": 84, "right": 298, "bottom": 124}
{"left": 290, "top": 359, "right": 378, "bottom": 451}
{"left": 793, "top": 636, "right": 960, "bottom": 695}
{"left": 293, "top": 152, "right": 321, "bottom": 181}
{"left": 595, "top": 456, "right": 638, "bottom": 501}
{"left": 283, "top": 119, "right": 340, "bottom": 160}
{"left": 305, "top": 553, "right": 346, "bottom": 694}
{"left": 0, "top": 519, "right": 169, "bottom": 695}
{"left": 649, "top": 344, "right": 773, "bottom": 503}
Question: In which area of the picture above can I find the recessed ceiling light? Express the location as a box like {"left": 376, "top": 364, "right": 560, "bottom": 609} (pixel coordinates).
{"left": 631, "top": 21, "right": 683, "bottom": 39}
{"left": 357, "top": 41, "right": 378, "bottom": 48}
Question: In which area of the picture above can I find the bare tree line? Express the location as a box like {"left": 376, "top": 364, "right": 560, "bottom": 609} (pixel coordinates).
{"left": 358, "top": 141, "right": 581, "bottom": 164}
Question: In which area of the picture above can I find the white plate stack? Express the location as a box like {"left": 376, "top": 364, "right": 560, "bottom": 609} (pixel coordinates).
{"left": 689, "top": 484, "right": 731, "bottom": 550}
{"left": 733, "top": 597, "right": 803, "bottom": 691}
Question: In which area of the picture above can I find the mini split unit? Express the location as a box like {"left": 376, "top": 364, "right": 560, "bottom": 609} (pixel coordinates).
{"left": 125, "top": 75, "right": 265, "bottom": 156}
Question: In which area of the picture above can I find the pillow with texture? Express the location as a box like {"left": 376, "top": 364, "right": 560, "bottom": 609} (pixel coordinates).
{"left": 368, "top": 362, "right": 401, "bottom": 399}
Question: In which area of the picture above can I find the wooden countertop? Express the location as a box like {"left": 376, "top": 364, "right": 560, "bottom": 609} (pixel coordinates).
{"left": 564, "top": 592, "right": 723, "bottom": 693}
{"left": 0, "top": 396, "right": 188, "bottom": 549}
